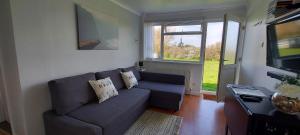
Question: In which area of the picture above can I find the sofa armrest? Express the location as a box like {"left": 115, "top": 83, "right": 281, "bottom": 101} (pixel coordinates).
{"left": 140, "top": 72, "right": 185, "bottom": 85}
{"left": 44, "top": 111, "right": 102, "bottom": 135}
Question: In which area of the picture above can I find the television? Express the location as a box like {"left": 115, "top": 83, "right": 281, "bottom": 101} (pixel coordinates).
{"left": 267, "top": 13, "right": 300, "bottom": 74}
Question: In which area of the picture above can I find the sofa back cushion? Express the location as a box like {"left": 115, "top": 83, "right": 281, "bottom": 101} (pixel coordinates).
{"left": 95, "top": 69, "right": 125, "bottom": 90}
{"left": 121, "top": 66, "right": 141, "bottom": 81}
{"left": 48, "top": 73, "right": 97, "bottom": 115}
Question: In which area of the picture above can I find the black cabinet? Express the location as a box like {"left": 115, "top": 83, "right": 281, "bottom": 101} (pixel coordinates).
{"left": 224, "top": 85, "right": 300, "bottom": 135}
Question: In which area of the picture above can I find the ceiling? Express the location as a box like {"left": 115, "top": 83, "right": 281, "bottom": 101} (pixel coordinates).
{"left": 112, "top": 0, "right": 247, "bottom": 14}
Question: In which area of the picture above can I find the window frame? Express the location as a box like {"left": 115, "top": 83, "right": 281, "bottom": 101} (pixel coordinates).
{"left": 147, "top": 20, "right": 226, "bottom": 64}
{"left": 156, "top": 22, "right": 204, "bottom": 63}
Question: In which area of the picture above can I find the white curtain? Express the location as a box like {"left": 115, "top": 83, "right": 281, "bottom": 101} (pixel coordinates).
{"left": 143, "top": 23, "right": 154, "bottom": 60}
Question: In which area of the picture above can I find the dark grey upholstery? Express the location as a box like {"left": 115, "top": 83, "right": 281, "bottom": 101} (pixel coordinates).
{"left": 68, "top": 88, "right": 150, "bottom": 135}
{"left": 140, "top": 72, "right": 185, "bottom": 85}
{"left": 48, "top": 73, "right": 97, "bottom": 115}
{"left": 121, "top": 66, "right": 141, "bottom": 80}
{"left": 44, "top": 111, "right": 102, "bottom": 135}
{"left": 95, "top": 69, "right": 125, "bottom": 90}
{"left": 44, "top": 70, "right": 185, "bottom": 135}
{"left": 137, "top": 81, "right": 185, "bottom": 110}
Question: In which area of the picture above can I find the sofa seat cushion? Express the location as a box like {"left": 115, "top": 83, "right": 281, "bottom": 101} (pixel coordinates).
{"left": 137, "top": 81, "right": 185, "bottom": 96}
{"left": 137, "top": 81, "right": 185, "bottom": 110}
{"left": 68, "top": 88, "right": 150, "bottom": 135}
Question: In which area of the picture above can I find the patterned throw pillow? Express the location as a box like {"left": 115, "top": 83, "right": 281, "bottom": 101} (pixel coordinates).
{"left": 121, "top": 71, "right": 138, "bottom": 89}
{"left": 89, "top": 77, "right": 118, "bottom": 103}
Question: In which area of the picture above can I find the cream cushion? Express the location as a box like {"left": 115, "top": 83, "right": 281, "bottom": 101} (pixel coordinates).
{"left": 89, "top": 77, "right": 118, "bottom": 103}
{"left": 121, "top": 71, "right": 138, "bottom": 89}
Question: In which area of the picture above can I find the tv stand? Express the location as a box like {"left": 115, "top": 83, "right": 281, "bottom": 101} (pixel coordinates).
{"left": 225, "top": 84, "right": 300, "bottom": 135}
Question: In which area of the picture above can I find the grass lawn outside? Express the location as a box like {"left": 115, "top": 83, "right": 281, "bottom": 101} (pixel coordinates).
{"left": 202, "top": 60, "right": 220, "bottom": 92}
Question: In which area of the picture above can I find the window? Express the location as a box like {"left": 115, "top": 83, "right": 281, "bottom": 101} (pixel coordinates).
{"left": 164, "top": 25, "right": 202, "bottom": 33}
{"left": 152, "top": 26, "right": 161, "bottom": 58}
{"left": 224, "top": 21, "right": 240, "bottom": 65}
{"left": 148, "top": 23, "right": 202, "bottom": 62}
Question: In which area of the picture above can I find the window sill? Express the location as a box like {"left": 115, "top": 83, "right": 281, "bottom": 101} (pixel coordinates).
{"left": 144, "top": 59, "right": 202, "bottom": 65}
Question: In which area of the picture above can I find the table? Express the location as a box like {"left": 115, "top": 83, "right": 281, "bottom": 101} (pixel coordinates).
{"left": 224, "top": 84, "right": 300, "bottom": 135}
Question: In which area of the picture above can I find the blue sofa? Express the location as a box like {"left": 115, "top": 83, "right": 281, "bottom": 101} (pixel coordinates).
{"left": 43, "top": 67, "right": 185, "bottom": 135}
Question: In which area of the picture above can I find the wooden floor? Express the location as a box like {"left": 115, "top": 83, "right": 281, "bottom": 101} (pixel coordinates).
{"left": 0, "top": 121, "right": 11, "bottom": 135}
{"left": 0, "top": 95, "right": 224, "bottom": 135}
{"left": 151, "top": 95, "right": 226, "bottom": 135}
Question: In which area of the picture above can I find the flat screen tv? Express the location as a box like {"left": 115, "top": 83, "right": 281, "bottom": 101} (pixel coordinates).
{"left": 267, "top": 13, "right": 300, "bottom": 74}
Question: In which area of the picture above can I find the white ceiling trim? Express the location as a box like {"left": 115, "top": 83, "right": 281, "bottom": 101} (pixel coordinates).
{"left": 109, "top": 0, "right": 141, "bottom": 16}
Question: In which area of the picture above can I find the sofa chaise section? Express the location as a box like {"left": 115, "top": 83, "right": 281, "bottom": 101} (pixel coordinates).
{"left": 137, "top": 81, "right": 185, "bottom": 111}
{"left": 137, "top": 71, "right": 186, "bottom": 111}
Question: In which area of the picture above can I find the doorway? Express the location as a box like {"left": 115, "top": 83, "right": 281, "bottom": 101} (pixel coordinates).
{"left": 202, "top": 22, "right": 224, "bottom": 93}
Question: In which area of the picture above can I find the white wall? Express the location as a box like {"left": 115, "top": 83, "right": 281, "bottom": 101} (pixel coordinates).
{"left": 0, "top": 67, "right": 9, "bottom": 123}
{"left": 0, "top": 70, "right": 5, "bottom": 123}
{"left": 143, "top": 6, "right": 246, "bottom": 22}
{"left": 4, "top": 0, "right": 141, "bottom": 135}
{"left": 240, "top": 0, "right": 297, "bottom": 90}
{"left": 0, "top": 0, "right": 27, "bottom": 134}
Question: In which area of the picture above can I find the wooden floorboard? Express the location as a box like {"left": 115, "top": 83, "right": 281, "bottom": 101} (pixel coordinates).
{"left": 1, "top": 95, "right": 224, "bottom": 135}
{"left": 0, "top": 121, "right": 11, "bottom": 135}
{"left": 203, "top": 94, "right": 217, "bottom": 101}
{"left": 151, "top": 95, "right": 226, "bottom": 135}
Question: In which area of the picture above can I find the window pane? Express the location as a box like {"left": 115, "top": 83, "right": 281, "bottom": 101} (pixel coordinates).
{"left": 205, "top": 22, "right": 223, "bottom": 61}
{"left": 163, "top": 35, "right": 201, "bottom": 62}
{"left": 152, "top": 26, "right": 161, "bottom": 58}
{"left": 164, "top": 25, "right": 202, "bottom": 33}
{"left": 224, "top": 21, "right": 239, "bottom": 65}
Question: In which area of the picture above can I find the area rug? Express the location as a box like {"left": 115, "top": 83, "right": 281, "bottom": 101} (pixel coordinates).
{"left": 125, "top": 110, "right": 182, "bottom": 135}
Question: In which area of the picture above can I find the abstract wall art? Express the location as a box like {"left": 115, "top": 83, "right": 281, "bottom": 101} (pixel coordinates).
{"left": 75, "top": 4, "right": 119, "bottom": 50}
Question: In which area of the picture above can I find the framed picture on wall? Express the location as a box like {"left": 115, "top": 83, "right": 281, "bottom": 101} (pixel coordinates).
{"left": 75, "top": 4, "right": 119, "bottom": 50}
